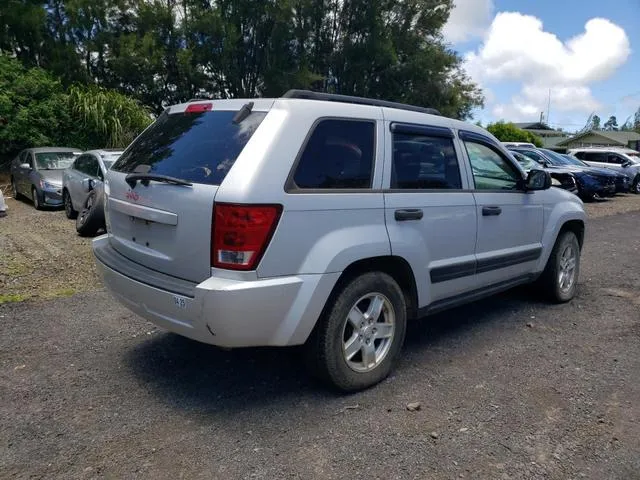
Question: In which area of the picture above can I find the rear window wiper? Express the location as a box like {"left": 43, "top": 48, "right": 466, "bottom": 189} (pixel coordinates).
{"left": 125, "top": 173, "right": 193, "bottom": 188}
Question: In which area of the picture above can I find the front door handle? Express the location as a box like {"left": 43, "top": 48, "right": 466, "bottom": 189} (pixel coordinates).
{"left": 482, "top": 206, "right": 502, "bottom": 216}
{"left": 395, "top": 209, "right": 424, "bottom": 221}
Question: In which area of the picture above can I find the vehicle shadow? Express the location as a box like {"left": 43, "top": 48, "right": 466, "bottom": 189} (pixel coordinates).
{"left": 124, "top": 287, "right": 551, "bottom": 411}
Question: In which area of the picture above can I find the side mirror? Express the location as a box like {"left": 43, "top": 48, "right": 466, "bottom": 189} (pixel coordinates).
{"left": 621, "top": 161, "right": 632, "bottom": 168}
{"left": 19, "top": 163, "right": 31, "bottom": 170}
{"left": 525, "top": 169, "right": 551, "bottom": 191}
{"left": 82, "top": 178, "right": 96, "bottom": 192}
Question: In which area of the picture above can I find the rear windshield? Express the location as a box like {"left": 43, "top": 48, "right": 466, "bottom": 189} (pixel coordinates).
{"left": 111, "top": 110, "right": 266, "bottom": 185}
{"left": 35, "top": 152, "right": 78, "bottom": 170}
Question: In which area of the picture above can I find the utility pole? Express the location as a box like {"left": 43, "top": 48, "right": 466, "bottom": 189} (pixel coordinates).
{"left": 546, "top": 88, "right": 551, "bottom": 126}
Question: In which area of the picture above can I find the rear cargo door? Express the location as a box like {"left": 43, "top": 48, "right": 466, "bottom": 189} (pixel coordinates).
{"left": 106, "top": 100, "right": 273, "bottom": 283}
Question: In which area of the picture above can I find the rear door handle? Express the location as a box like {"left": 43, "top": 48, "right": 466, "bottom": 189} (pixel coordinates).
{"left": 395, "top": 209, "right": 423, "bottom": 221}
{"left": 482, "top": 206, "right": 502, "bottom": 216}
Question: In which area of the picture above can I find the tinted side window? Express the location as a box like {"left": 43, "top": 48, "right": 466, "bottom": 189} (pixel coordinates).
{"left": 391, "top": 134, "right": 462, "bottom": 189}
{"left": 293, "top": 119, "right": 375, "bottom": 189}
{"left": 86, "top": 156, "right": 100, "bottom": 177}
{"left": 74, "top": 155, "right": 90, "bottom": 174}
{"left": 573, "top": 152, "right": 585, "bottom": 160}
{"left": 607, "top": 154, "right": 624, "bottom": 165}
{"left": 464, "top": 142, "right": 521, "bottom": 190}
{"left": 584, "top": 152, "right": 607, "bottom": 162}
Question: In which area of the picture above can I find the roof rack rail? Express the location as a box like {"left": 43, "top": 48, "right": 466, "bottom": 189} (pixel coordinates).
{"left": 282, "top": 89, "right": 441, "bottom": 116}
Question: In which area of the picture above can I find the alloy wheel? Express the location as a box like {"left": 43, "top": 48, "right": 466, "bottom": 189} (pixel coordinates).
{"left": 558, "top": 244, "right": 577, "bottom": 294}
{"left": 342, "top": 293, "right": 395, "bottom": 373}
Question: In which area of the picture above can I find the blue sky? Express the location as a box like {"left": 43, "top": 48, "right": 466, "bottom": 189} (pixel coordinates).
{"left": 443, "top": 0, "right": 640, "bottom": 131}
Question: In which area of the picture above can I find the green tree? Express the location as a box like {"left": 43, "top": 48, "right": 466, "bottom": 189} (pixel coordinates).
{"left": 68, "top": 85, "right": 152, "bottom": 148}
{"left": 591, "top": 114, "right": 601, "bottom": 131}
{"left": 0, "top": 54, "right": 151, "bottom": 164}
{"left": 486, "top": 121, "right": 543, "bottom": 147}
{"left": 603, "top": 115, "right": 618, "bottom": 131}
{"left": 1, "top": 0, "right": 483, "bottom": 118}
{"left": 0, "top": 54, "right": 70, "bottom": 155}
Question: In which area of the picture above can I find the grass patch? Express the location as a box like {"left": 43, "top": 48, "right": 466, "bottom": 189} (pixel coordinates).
{"left": 0, "top": 293, "right": 29, "bottom": 304}
{"left": 1, "top": 260, "right": 30, "bottom": 277}
{"left": 49, "top": 288, "right": 77, "bottom": 298}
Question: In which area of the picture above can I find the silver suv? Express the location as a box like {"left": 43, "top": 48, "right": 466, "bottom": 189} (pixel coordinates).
{"left": 93, "top": 91, "right": 587, "bottom": 391}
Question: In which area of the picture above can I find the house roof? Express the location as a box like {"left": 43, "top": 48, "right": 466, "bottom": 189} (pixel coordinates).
{"left": 556, "top": 130, "right": 640, "bottom": 147}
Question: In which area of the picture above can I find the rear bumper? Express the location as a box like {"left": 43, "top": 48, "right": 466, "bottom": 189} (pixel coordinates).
{"left": 92, "top": 235, "right": 339, "bottom": 347}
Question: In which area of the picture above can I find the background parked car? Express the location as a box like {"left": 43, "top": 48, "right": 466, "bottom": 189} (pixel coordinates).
{"left": 10, "top": 147, "right": 81, "bottom": 209}
{"left": 508, "top": 147, "right": 617, "bottom": 201}
{"left": 509, "top": 151, "right": 578, "bottom": 193}
{"left": 568, "top": 147, "right": 640, "bottom": 194}
{"left": 560, "top": 153, "right": 630, "bottom": 193}
{"left": 62, "top": 149, "right": 123, "bottom": 236}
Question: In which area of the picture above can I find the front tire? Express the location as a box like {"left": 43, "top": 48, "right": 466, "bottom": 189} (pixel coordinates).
{"left": 32, "top": 187, "right": 43, "bottom": 210}
{"left": 305, "top": 272, "right": 407, "bottom": 392}
{"left": 538, "top": 231, "right": 581, "bottom": 303}
{"left": 632, "top": 175, "right": 640, "bottom": 194}
{"left": 63, "top": 189, "right": 77, "bottom": 219}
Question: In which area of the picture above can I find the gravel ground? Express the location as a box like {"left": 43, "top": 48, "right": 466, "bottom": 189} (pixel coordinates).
{"left": 1, "top": 203, "right": 639, "bottom": 478}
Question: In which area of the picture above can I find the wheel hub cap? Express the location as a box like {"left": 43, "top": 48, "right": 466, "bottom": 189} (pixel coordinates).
{"left": 342, "top": 293, "right": 395, "bottom": 373}
{"left": 558, "top": 245, "right": 577, "bottom": 293}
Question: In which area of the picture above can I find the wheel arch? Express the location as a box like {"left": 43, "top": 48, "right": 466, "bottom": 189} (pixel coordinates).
{"left": 559, "top": 219, "right": 585, "bottom": 250}
{"left": 321, "top": 255, "right": 420, "bottom": 322}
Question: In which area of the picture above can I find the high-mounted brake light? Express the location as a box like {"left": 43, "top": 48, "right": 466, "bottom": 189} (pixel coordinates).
{"left": 185, "top": 102, "right": 213, "bottom": 113}
{"left": 212, "top": 204, "right": 282, "bottom": 271}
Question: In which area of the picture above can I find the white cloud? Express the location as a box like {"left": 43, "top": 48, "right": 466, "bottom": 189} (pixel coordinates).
{"left": 442, "top": 0, "right": 494, "bottom": 44}
{"left": 463, "top": 12, "right": 631, "bottom": 122}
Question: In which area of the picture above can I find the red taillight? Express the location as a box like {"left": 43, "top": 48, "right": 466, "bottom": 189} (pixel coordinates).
{"left": 185, "top": 102, "right": 213, "bottom": 113}
{"left": 212, "top": 203, "right": 282, "bottom": 271}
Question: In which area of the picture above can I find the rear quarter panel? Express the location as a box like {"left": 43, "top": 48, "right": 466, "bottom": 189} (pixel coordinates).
{"left": 216, "top": 100, "right": 391, "bottom": 278}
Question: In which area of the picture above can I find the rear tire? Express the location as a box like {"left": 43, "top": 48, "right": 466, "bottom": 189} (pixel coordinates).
{"left": 304, "top": 272, "right": 407, "bottom": 392}
{"left": 63, "top": 189, "right": 77, "bottom": 219}
{"left": 538, "top": 231, "right": 580, "bottom": 303}
{"left": 32, "top": 187, "right": 43, "bottom": 210}
{"left": 76, "top": 191, "right": 103, "bottom": 237}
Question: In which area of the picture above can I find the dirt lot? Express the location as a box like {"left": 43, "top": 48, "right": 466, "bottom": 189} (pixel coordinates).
{"left": 0, "top": 197, "right": 100, "bottom": 303}
{"left": 1, "top": 194, "right": 640, "bottom": 479}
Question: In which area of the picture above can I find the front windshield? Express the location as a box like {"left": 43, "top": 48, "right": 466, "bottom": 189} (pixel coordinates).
{"left": 515, "top": 149, "right": 550, "bottom": 166}
{"left": 539, "top": 149, "right": 572, "bottom": 166}
{"left": 35, "top": 152, "right": 78, "bottom": 170}
{"left": 512, "top": 152, "right": 539, "bottom": 170}
{"left": 561, "top": 154, "right": 588, "bottom": 167}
